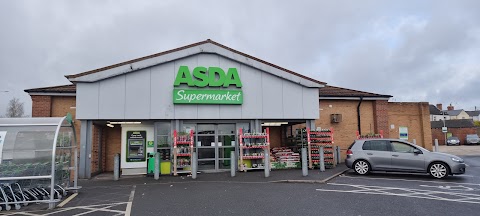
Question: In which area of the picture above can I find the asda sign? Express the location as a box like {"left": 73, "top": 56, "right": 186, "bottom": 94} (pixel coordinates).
{"left": 173, "top": 66, "right": 243, "bottom": 104}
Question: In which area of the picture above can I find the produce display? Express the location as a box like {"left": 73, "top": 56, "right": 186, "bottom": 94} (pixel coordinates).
{"left": 270, "top": 147, "right": 301, "bottom": 169}
{"left": 173, "top": 130, "right": 194, "bottom": 176}
{"left": 239, "top": 128, "right": 270, "bottom": 171}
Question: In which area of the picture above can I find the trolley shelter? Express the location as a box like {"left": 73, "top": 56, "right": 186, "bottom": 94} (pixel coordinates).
{"left": 0, "top": 117, "right": 80, "bottom": 210}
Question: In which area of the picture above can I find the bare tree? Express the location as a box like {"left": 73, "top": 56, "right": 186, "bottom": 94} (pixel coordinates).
{"left": 5, "top": 97, "right": 25, "bottom": 118}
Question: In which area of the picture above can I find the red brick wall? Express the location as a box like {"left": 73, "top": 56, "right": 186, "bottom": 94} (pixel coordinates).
{"left": 373, "top": 100, "right": 389, "bottom": 137}
{"left": 432, "top": 127, "right": 477, "bottom": 145}
{"left": 268, "top": 127, "right": 282, "bottom": 148}
{"left": 31, "top": 95, "right": 51, "bottom": 117}
{"left": 91, "top": 125, "right": 101, "bottom": 174}
{"left": 104, "top": 126, "right": 122, "bottom": 172}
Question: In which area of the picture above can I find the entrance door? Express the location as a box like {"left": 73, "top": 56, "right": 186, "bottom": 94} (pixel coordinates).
{"left": 196, "top": 124, "right": 236, "bottom": 172}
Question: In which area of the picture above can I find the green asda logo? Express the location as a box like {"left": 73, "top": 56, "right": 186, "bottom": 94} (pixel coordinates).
{"left": 173, "top": 66, "right": 243, "bottom": 105}
{"left": 174, "top": 66, "right": 242, "bottom": 88}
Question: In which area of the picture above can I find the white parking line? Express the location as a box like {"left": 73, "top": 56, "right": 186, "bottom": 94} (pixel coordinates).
{"left": 340, "top": 175, "right": 480, "bottom": 186}
{"left": 125, "top": 185, "right": 136, "bottom": 216}
{"left": 317, "top": 183, "right": 480, "bottom": 204}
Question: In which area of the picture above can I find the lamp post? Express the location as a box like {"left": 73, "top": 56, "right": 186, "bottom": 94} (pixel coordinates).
{"left": 442, "top": 111, "right": 447, "bottom": 145}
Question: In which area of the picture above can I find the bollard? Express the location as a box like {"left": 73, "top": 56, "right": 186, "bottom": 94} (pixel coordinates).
{"left": 302, "top": 148, "right": 308, "bottom": 176}
{"left": 336, "top": 146, "right": 341, "bottom": 165}
{"left": 192, "top": 151, "right": 197, "bottom": 179}
{"left": 154, "top": 152, "right": 160, "bottom": 180}
{"left": 231, "top": 151, "right": 236, "bottom": 177}
{"left": 434, "top": 139, "right": 439, "bottom": 152}
{"left": 114, "top": 153, "right": 120, "bottom": 181}
{"left": 319, "top": 146, "right": 325, "bottom": 172}
{"left": 413, "top": 139, "right": 417, "bottom": 145}
{"left": 264, "top": 149, "right": 270, "bottom": 178}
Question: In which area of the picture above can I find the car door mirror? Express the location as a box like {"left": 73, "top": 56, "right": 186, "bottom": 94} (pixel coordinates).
{"left": 413, "top": 149, "right": 422, "bottom": 154}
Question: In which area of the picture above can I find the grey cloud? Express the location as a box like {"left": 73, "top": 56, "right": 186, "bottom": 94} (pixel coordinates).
{"left": 1, "top": 0, "right": 479, "bottom": 116}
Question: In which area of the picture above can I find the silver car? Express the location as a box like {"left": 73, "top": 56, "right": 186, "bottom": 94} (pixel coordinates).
{"left": 465, "top": 134, "right": 480, "bottom": 145}
{"left": 345, "top": 139, "right": 466, "bottom": 179}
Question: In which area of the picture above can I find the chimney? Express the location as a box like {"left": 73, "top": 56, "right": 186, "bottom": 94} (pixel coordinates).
{"left": 447, "top": 104, "right": 454, "bottom": 111}
{"left": 436, "top": 103, "right": 443, "bottom": 110}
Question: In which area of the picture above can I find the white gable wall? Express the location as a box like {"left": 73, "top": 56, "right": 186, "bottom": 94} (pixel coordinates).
{"left": 76, "top": 53, "right": 319, "bottom": 120}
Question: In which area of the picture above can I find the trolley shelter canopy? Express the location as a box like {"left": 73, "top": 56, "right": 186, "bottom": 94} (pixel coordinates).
{"left": 0, "top": 117, "right": 79, "bottom": 209}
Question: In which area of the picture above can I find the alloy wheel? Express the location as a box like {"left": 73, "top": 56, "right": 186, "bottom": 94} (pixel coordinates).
{"left": 354, "top": 161, "right": 369, "bottom": 175}
{"left": 430, "top": 163, "right": 447, "bottom": 178}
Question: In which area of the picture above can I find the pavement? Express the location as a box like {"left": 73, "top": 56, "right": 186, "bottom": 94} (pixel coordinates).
{"left": 0, "top": 165, "right": 348, "bottom": 215}
{"left": 87, "top": 164, "right": 349, "bottom": 186}
{"left": 438, "top": 144, "right": 480, "bottom": 156}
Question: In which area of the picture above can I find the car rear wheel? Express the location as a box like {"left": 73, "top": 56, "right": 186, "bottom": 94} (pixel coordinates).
{"left": 354, "top": 160, "right": 370, "bottom": 175}
{"left": 429, "top": 162, "right": 449, "bottom": 179}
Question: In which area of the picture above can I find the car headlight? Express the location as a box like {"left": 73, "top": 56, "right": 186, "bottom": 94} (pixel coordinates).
{"left": 451, "top": 157, "right": 464, "bottom": 163}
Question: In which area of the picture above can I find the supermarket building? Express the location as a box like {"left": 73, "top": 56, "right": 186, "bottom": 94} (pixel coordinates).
{"left": 25, "top": 39, "right": 432, "bottom": 179}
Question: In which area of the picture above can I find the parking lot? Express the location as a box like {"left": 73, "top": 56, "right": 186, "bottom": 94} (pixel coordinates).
{"left": 2, "top": 145, "right": 479, "bottom": 216}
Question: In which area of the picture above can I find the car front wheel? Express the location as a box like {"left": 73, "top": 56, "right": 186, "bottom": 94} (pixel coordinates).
{"left": 354, "top": 160, "right": 370, "bottom": 175}
{"left": 429, "top": 162, "right": 449, "bottom": 179}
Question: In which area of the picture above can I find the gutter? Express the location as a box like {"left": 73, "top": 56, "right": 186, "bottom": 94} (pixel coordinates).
{"left": 357, "top": 96, "right": 364, "bottom": 134}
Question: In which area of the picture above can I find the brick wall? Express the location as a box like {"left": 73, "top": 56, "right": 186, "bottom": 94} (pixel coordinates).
{"left": 387, "top": 102, "right": 432, "bottom": 150}
{"left": 104, "top": 126, "right": 122, "bottom": 172}
{"left": 432, "top": 127, "right": 477, "bottom": 145}
{"left": 268, "top": 127, "right": 282, "bottom": 148}
{"left": 91, "top": 125, "right": 101, "bottom": 174}
{"left": 31, "top": 95, "right": 51, "bottom": 117}
{"left": 373, "top": 100, "right": 389, "bottom": 137}
{"left": 315, "top": 100, "right": 375, "bottom": 160}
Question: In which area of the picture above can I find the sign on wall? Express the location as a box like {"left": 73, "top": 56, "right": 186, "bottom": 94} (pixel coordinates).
{"left": 173, "top": 66, "right": 243, "bottom": 104}
{"left": 0, "top": 131, "right": 6, "bottom": 164}
{"left": 399, "top": 126, "right": 408, "bottom": 140}
{"left": 126, "top": 131, "right": 146, "bottom": 162}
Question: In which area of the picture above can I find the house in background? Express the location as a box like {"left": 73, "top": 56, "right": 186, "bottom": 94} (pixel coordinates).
{"left": 429, "top": 104, "right": 450, "bottom": 121}
{"left": 466, "top": 111, "right": 480, "bottom": 121}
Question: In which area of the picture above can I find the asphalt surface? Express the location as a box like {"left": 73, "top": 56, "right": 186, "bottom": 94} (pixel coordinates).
{"left": 2, "top": 155, "right": 479, "bottom": 216}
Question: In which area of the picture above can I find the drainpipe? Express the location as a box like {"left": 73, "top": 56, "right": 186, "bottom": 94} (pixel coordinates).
{"left": 357, "top": 96, "right": 364, "bottom": 135}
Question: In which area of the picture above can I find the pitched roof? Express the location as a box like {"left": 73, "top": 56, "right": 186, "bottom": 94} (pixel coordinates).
{"left": 24, "top": 84, "right": 76, "bottom": 93}
{"left": 466, "top": 111, "right": 480, "bottom": 117}
{"left": 431, "top": 119, "right": 475, "bottom": 128}
{"left": 319, "top": 85, "right": 392, "bottom": 98}
{"left": 445, "top": 110, "right": 464, "bottom": 116}
{"left": 65, "top": 39, "right": 326, "bottom": 86}
{"left": 429, "top": 104, "right": 443, "bottom": 115}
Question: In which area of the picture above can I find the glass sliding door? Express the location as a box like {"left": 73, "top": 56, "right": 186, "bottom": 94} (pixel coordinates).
{"left": 195, "top": 123, "right": 237, "bottom": 172}
{"left": 217, "top": 124, "right": 236, "bottom": 170}
{"left": 197, "top": 124, "right": 216, "bottom": 171}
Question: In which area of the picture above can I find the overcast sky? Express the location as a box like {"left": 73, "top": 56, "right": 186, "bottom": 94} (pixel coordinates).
{"left": 1, "top": 0, "right": 479, "bottom": 116}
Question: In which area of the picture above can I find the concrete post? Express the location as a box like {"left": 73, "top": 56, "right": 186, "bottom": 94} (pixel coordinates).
{"left": 154, "top": 152, "right": 160, "bottom": 180}
{"left": 264, "top": 149, "right": 270, "bottom": 178}
{"left": 434, "top": 139, "right": 439, "bottom": 152}
{"left": 413, "top": 139, "right": 417, "bottom": 144}
{"left": 113, "top": 153, "right": 120, "bottom": 181}
{"left": 192, "top": 151, "right": 197, "bottom": 180}
{"left": 231, "top": 151, "right": 236, "bottom": 177}
{"left": 302, "top": 148, "right": 308, "bottom": 176}
{"left": 319, "top": 146, "right": 325, "bottom": 172}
